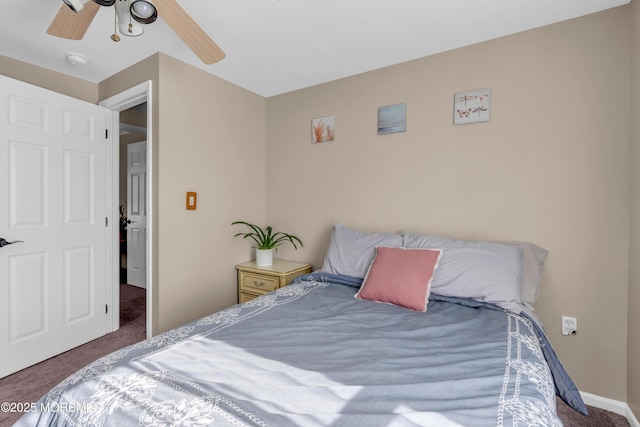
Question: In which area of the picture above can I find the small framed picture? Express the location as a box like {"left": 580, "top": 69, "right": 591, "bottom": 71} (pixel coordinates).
{"left": 453, "top": 88, "right": 491, "bottom": 125}
{"left": 378, "top": 103, "right": 406, "bottom": 135}
{"left": 311, "top": 116, "right": 335, "bottom": 143}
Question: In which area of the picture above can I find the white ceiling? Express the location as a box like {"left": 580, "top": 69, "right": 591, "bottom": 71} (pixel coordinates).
{"left": 1, "top": 0, "right": 629, "bottom": 98}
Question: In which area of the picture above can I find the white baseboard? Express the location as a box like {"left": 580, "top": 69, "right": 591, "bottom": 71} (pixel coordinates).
{"left": 580, "top": 391, "right": 640, "bottom": 427}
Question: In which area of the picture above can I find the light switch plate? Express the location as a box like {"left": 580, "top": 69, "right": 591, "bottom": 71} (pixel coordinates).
{"left": 186, "top": 192, "right": 197, "bottom": 210}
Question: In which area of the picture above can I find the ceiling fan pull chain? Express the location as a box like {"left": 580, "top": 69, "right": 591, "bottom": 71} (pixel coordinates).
{"left": 128, "top": 5, "right": 134, "bottom": 34}
{"left": 111, "top": 5, "right": 120, "bottom": 41}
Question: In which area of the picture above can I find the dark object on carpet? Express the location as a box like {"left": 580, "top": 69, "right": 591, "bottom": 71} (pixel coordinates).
{"left": 0, "top": 285, "right": 632, "bottom": 426}
{"left": 0, "top": 284, "right": 146, "bottom": 426}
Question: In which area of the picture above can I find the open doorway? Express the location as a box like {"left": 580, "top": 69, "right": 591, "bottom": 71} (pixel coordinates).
{"left": 100, "top": 80, "right": 153, "bottom": 339}
{"left": 119, "top": 103, "right": 147, "bottom": 336}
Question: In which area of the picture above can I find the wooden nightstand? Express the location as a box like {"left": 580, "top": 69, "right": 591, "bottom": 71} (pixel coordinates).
{"left": 236, "top": 260, "right": 312, "bottom": 303}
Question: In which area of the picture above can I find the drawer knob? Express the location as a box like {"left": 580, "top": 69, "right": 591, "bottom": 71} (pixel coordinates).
{"left": 253, "top": 280, "right": 266, "bottom": 287}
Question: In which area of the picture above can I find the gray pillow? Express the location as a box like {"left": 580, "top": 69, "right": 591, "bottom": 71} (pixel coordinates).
{"left": 500, "top": 241, "right": 548, "bottom": 310}
{"left": 321, "top": 224, "right": 403, "bottom": 279}
{"left": 402, "top": 231, "right": 524, "bottom": 313}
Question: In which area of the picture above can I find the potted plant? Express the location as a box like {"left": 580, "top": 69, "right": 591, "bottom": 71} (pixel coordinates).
{"left": 232, "top": 221, "right": 303, "bottom": 266}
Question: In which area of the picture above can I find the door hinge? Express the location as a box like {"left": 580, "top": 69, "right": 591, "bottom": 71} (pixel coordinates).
{"left": 105, "top": 129, "right": 108, "bottom": 139}
{"left": 106, "top": 304, "right": 108, "bottom": 314}
{"left": 105, "top": 217, "right": 108, "bottom": 227}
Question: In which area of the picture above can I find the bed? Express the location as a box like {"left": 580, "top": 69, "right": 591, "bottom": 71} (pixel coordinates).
{"left": 17, "top": 225, "right": 587, "bottom": 427}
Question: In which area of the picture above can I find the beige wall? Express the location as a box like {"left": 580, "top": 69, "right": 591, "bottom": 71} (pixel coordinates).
{"left": 0, "top": 55, "right": 98, "bottom": 103}
{"left": 629, "top": 0, "right": 640, "bottom": 417}
{"left": 266, "top": 6, "right": 631, "bottom": 401}
{"left": 152, "top": 54, "right": 266, "bottom": 332}
{"left": 100, "top": 53, "right": 267, "bottom": 334}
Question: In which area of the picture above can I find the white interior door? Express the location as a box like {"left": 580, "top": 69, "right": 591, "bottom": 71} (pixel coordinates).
{"left": 126, "top": 141, "right": 147, "bottom": 288}
{"left": 0, "top": 74, "right": 109, "bottom": 378}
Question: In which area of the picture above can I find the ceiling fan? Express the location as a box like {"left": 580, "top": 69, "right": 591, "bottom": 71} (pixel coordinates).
{"left": 47, "top": 0, "right": 225, "bottom": 65}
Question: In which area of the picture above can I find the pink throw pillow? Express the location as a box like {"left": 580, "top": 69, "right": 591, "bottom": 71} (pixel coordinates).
{"left": 355, "top": 247, "right": 442, "bottom": 312}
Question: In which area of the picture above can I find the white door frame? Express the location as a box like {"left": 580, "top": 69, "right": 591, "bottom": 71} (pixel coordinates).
{"left": 100, "top": 81, "right": 153, "bottom": 338}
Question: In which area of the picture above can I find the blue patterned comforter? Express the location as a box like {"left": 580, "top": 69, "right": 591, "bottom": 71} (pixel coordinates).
{"left": 17, "top": 273, "right": 585, "bottom": 426}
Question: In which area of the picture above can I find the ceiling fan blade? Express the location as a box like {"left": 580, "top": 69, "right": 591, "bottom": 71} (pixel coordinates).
{"left": 47, "top": 1, "right": 100, "bottom": 40}
{"left": 153, "top": 0, "right": 226, "bottom": 65}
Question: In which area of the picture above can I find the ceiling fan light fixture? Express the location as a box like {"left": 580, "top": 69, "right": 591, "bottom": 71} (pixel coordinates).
{"left": 114, "top": 0, "right": 144, "bottom": 36}
{"left": 130, "top": 0, "right": 157, "bottom": 24}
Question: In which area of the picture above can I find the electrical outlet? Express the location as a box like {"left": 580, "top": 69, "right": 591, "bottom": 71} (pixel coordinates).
{"left": 562, "top": 316, "right": 577, "bottom": 336}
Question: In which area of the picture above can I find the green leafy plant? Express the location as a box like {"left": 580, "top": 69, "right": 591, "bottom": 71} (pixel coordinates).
{"left": 232, "top": 221, "right": 303, "bottom": 250}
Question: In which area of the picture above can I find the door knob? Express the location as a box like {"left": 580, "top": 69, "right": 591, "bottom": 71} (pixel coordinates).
{"left": 0, "top": 238, "right": 24, "bottom": 247}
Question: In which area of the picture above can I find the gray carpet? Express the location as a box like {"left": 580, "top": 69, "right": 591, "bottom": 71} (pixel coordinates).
{"left": 0, "top": 285, "right": 632, "bottom": 426}
{"left": 556, "top": 396, "right": 631, "bottom": 427}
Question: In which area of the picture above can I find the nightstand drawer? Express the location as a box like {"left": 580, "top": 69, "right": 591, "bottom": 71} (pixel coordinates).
{"left": 239, "top": 292, "right": 260, "bottom": 304}
{"left": 236, "top": 260, "right": 312, "bottom": 304}
{"left": 240, "top": 273, "right": 278, "bottom": 293}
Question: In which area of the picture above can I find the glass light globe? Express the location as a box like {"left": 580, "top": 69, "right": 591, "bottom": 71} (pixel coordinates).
{"left": 130, "top": 0, "right": 157, "bottom": 24}
{"left": 132, "top": 1, "right": 154, "bottom": 19}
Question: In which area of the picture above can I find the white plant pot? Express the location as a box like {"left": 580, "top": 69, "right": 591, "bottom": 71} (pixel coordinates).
{"left": 256, "top": 248, "right": 273, "bottom": 266}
